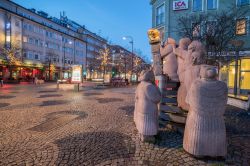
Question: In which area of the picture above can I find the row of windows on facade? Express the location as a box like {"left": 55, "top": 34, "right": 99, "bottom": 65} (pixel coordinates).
{"left": 16, "top": 10, "right": 77, "bottom": 38}
{"left": 156, "top": 0, "right": 250, "bottom": 26}
{"left": 192, "top": 19, "right": 248, "bottom": 37}
{"left": 23, "top": 51, "right": 75, "bottom": 64}
{"left": 22, "top": 21, "right": 104, "bottom": 48}
{"left": 21, "top": 22, "right": 85, "bottom": 48}
{"left": 6, "top": 5, "right": 106, "bottom": 48}
{"left": 22, "top": 36, "right": 84, "bottom": 56}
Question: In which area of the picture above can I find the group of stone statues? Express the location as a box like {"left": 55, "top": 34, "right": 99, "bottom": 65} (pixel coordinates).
{"left": 134, "top": 31, "right": 228, "bottom": 158}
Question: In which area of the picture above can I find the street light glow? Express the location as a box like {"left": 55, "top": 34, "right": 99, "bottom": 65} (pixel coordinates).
{"left": 6, "top": 36, "right": 11, "bottom": 42}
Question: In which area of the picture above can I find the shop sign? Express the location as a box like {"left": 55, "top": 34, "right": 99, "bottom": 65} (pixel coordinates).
{"left": 71, "top": 65, "right": 82, "bottom": 83}
{"left": 173, "top": 0, "right": 188, "bottom": 11}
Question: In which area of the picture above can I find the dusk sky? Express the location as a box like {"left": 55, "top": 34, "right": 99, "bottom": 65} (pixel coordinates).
{"left": 12, "top": 0, "right": 152, "bottom": 62}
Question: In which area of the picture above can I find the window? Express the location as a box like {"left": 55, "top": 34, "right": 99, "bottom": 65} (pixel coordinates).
{"left": 15, "top": 20, "right": 20, "bottom": 27}
{"left": 28, "top": 52, "right": 33, "bottom": 59}
{"left": 237, "top": 0, "right": 250, "bottom": 6}
{"left": 28, "top": 24, "right": 33, "bottom": 31}
{"left": 39, "top": 40, "right": 43, "bottom": 47}
{"left": 28, "top": 37, "right": 34, "bottom": 44}
{"left": 34, "top": 54, "right": 39, "bottom": 60}
{"left": 35, "top": 39, "right": 39, "bottom": 46}
{"left": 156, "top": 4, "right": 165, "bottom": 26}
{"left": 236, "top": 19, "right": 247, "bottom": 35}
{"left": 23, "top": 52, "right": 27, "bottom": 58}
{"left": 23, "top": 23, "right": 28, "bottom": 30}
{"left": 193, "top": 0, "right": 203, "bottom": 11}
{"left": 207, "top": 0, "right": 217, "bottom": 9}
{"left": 23, "top": 36, "right": 28, "bottom": 43}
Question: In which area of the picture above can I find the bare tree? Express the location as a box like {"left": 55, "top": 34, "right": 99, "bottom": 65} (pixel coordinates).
{"left": 178, "top": 5, "right": 248, "bottom": 63}
{"left": 98, "top": 46, "right": 111, "bottom": 82}
{"left": 45, "top": 49, "right": 55, "bottom": 80}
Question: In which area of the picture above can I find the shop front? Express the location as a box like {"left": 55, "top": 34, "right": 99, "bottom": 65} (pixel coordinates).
{"left": 220, "top": 57, "right": 250, "bottom": 95}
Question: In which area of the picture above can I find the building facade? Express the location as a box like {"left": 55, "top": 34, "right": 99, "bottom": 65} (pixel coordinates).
{"left": 0, "top": 0, "right": 107, "bottom": 82}
{"left": 151, "top": 0, "right": 250, "bottom": 48}
{"left": 150, "top": 0, "right": 250, "bottom": 94}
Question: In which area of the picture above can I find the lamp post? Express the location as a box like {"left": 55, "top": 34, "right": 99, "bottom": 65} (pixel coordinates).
{"left": 84, "top": 34, "right": 88, "bottom": 80}
{"left": 122, "top": 36, "right": 134, "bottom": 82}
{"left": 230, "top": 40, "right": 244, "bottom": 96}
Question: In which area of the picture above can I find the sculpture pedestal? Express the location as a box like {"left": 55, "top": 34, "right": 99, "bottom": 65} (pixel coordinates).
{"left": 156, "top": 75, "right": 187, "bottom": 132}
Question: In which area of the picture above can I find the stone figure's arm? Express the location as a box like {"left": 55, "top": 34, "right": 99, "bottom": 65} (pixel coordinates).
{"left": 174, "top": 48, "right": 185, "bottom": 60}
{"left": 145, "top": 85, "right": 161, "bottom": 103}
{"left": 160, "top": 45, "right": 172, "bottom": 58}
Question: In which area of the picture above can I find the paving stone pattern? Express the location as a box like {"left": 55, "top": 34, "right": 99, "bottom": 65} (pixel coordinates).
{"left": 0, "top": 83, "right": 249, "bottom": 165}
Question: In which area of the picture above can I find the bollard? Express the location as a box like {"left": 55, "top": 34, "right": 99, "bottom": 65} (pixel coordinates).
{"left": 0, "top": 80, "right": 3, "bottom": 87}
{"left": 74, "top": 83, "right": 80, "bottom": 92}
{"left": 56, "top": 81, "right": 59, "bottom": 89}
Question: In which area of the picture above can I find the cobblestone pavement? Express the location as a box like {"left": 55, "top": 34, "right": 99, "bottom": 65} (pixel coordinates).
{"left": 0, "top": 83, "right": 249, "bottom": 166}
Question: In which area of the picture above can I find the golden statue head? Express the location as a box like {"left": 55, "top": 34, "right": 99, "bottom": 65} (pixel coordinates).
{"left": 147, "top": 29, "right": 161, "bottom": 44}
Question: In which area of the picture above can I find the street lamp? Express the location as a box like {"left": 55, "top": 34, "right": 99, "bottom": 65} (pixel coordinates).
{"left": 230, "top": 40, "right": 244, "bottom": 96}
{"left": 122, "top": 36, "right": 134, "bottom": 82}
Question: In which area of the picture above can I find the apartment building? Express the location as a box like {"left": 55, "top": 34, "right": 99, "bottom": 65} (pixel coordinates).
{"left": 0, "top": 0, "right": 107, "bottom": 82}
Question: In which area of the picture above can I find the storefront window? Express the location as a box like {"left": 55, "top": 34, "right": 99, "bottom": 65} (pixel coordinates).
{"left": 240, "top": 59, "right": 250, "bottom": 90}
{"left": 241, "top": 72, "right": 250, "bottom": 90}
{"left": 241, "top": 59, "right": 250, "bottom": 70}
{"left": 228, "top": 61, "right": 240, "bottom": 88}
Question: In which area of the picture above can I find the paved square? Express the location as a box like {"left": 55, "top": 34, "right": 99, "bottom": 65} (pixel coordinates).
{"left": 0, "top": 83, "right": 249, "bottom": 165}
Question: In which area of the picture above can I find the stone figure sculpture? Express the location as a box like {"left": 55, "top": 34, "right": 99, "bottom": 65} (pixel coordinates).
{"left": 160, "top": 38, "right": 179, "bottom": 81}
{"left": 173, "top": 38, "right": 191, "bottom": 110}
{"left": 183, "top": 65, "right": 228, "bottom": 157}
{"left": 134, "top": 69, "right": 161, "bottom": 142}
{"left": 184, "top": 41, "right": 206, "bottom": 92}
{"left": 147, "top": 29, "right": 162, "bottom": 76}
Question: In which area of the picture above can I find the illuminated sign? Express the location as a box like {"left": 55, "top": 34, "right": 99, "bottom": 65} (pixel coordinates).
{"left": 71, "top": 65, "right": 82, "bottom": 83}
{"left": 173, "top": 0, "right": 188, "bottom": 11}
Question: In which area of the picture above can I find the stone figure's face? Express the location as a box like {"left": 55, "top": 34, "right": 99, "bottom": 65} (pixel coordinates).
{"left": 188, "top": 41, "right": 204, "bottom": 54}
{"left": 191, "top": 52, "right": 205, "bottom": 65}
{"left": 139, "top": 70, "right": 155, "bottom": 83}
{"left": 179, "top": 38, "right": 191, "bottom": 50}
{"left": 200, "top": 65, "right": 217, "bottom": 80}
{"left": 147, "top": 29, "right": 161, "bottom": 44}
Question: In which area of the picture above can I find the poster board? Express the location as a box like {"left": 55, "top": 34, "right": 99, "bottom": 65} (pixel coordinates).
{"left": 71, "top": 65, "right": 82, "bottom": 83}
